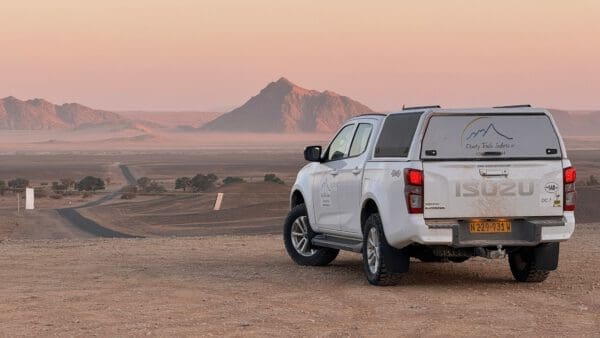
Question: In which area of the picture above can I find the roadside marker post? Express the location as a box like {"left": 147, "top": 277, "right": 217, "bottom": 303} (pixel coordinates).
{"left": 25, "top": 188, "right": 35, "bottom": 210}
{"left": 213, "top": 193, "right": 224, "bottom": 211}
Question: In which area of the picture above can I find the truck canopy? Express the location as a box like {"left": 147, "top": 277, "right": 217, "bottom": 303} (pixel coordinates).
{"left": 420, "top": 113, "right": 562, "bottom": 160}
{"left": 420, "top": 112, "right": 565, "bottom": 219}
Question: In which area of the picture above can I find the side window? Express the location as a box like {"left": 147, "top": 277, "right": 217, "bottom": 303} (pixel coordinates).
{"left": 374, "top": 113, "right": 423, "bottom": 157}
{"left": 349, "top": 123, "right": 373, "bottom": 157}
{"left": 326, "top": 124, "right": 355, "bottom": 161}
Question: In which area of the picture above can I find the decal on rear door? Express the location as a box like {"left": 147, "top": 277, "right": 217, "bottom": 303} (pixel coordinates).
{"left": 540, "top": 181, "right": 562, "bottom": 207}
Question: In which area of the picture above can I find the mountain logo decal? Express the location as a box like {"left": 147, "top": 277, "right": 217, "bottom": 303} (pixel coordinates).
{"left": 465, "top": 123, "right": 513, "bottom": 141}
{"left": 460, "top": 117, "right": 516, "bottom": 151}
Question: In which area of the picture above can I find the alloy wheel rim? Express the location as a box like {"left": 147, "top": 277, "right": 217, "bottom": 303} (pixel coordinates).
{"left": 367, "top": 227, "right": 380, "bottom": 274}
{"left": 291, "top": 216, "right": 316, "bottom": 257}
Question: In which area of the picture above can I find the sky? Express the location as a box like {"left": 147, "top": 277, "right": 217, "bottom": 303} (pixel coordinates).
{"left": 1, "top": 0, "right": 599, "bottom": 112}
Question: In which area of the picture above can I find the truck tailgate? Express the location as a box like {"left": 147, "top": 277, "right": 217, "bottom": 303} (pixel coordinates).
{"left": 423, "top": 161, "right": 564, "bottom": 219}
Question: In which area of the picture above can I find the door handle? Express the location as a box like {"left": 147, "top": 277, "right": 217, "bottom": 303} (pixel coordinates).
{"left": 352, "top": 167, "right": 361, "bottom": 175}
{"left": 479, "top": 168, "right": 508, "bottom": 177}
{"left": 330, "top": 170, "right": 339, "bottom": 176}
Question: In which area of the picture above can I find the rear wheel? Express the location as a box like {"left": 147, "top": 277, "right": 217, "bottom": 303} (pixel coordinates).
{"left": 283, "top": 204, "right": 339, "bottom": 266}
{"left": 362, "top": 213, "right": 408, "bottom": 286}
{"left": 508, "top": 247, "right": 551, "bottom": 282}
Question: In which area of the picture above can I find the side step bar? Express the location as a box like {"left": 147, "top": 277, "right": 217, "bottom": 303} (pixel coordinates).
{"left": 312, "top": 234, "right": 363, "bottom": 253}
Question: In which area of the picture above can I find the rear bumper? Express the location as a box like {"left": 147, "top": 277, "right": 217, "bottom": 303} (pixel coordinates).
{"left": 386, "top": 213, "right": 575, "bottom": 249}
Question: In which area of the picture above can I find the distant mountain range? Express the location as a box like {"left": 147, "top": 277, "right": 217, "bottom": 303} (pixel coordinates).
{"left": 202, "top": 77, "right": 373, "bottom": 132}
{"left": 0, "top": 96, "right": 145, "bottom": 131}
{"left": 2, "top": 80, "right": 599, "bottom": 135}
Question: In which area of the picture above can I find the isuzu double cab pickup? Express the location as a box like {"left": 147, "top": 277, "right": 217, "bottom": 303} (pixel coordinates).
{"left": 283, "top": 106, "right": 576, "bottom": 286}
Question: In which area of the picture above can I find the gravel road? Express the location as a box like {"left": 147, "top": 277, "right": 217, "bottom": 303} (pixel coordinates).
{"left": 51, "top": 164, "right": 140, "bottom": 239}
{"left": 1, "top": 224, "right": 598, "bottom": 336}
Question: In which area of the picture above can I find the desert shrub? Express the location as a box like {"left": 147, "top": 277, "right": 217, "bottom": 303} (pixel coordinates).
{"left": 35, "top": 188, "right": 49, "bottom": 198}
{"left": 587, "top": 174, "right": 599, "bottom": 186}
{"left": 264, "top": 173, "right": 285, "bottom": 185}
{"left": 136, "top": 178, "right": 166, "bottom": 193}
{"left": 223, "top": 176, "right": 245, "bottom": 185}
{"left": 136, "top": 177, "right": 152, "bottom": 190}
{"left": 82, "top": 191, "right": 93, "bottom": 198}
{"left": 8, "top": 178, "right": 29, "bottom": 190}
{"left": 76, "top": 176, "right": 105, "bottom": 191}
{"left": 0, "top": 180, "right": 6, "bottom": 196}
{"left": 145, "top": 181, "right": 166, "bottom": 193}
{"left": 60, "top": 178, "right": 76, "bottom": 191}
{"left": 49, "top": 193, "right": 63, "bottom": 199}
{"left": 175, "top": 177, "right": 192, "bottom": 191}
{"left": 52, "top": 181, "right": 67, "bottom": 193}
{"left": 190, "top": 173, "right": 218, "bottom": 192}
{"left": 40, "top": 182, "right": 48, "bottom": 186}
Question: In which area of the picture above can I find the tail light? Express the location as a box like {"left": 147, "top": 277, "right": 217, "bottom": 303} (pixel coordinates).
{"left": 564, "top": 167, "right": 576, "bottom": 211}
{"left": 405, "top": 169, "right": 423, "bottom": 214}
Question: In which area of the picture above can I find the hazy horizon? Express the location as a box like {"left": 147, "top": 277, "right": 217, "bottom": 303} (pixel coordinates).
{"left": 2, "top": 1, "right": 600, "bottom": 111}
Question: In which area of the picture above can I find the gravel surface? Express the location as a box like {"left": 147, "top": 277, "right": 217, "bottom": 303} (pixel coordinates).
{"left": 1, "top": 224, "right": 598, "bottom": 336}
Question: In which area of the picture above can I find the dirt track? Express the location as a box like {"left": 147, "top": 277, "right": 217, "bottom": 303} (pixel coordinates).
{"left": 1, "top": 224, "right": 598, "bottom": 336}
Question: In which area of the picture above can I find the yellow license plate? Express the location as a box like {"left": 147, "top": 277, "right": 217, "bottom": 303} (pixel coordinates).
{"left": 469, "top": 220, "right": 512, "bottom": 233}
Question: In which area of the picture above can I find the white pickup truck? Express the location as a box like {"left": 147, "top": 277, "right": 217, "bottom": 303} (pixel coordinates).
{"left": 283, "top": 105, "right": 576, "bottom": 286}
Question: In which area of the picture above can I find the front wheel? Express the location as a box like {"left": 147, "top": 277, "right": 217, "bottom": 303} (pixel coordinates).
{"left": 283, "top": 204, "right": 339, "bottom": 266}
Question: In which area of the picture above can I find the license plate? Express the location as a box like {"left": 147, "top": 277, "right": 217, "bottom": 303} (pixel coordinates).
{"left": 469, "top": 220, "right": 512, "bottom": 233}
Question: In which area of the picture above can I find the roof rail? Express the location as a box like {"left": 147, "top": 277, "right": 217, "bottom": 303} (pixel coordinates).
{"left": 402, "top": 105, "right": 440, "bottom": 110}
{"left": 493, "top": 104, "right": 531, "bottom": 108}
{"left": 356, "top": 113, "right": 387, "bottom": 117}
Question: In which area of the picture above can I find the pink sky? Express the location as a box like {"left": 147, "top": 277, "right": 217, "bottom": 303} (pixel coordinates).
{"left": 1, "top": 0, "right": 599, "bottom": 111}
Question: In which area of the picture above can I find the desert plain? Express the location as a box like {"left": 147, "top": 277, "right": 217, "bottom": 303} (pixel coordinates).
{"left": 0, "top": 134, "right": 599, "bottom": 336}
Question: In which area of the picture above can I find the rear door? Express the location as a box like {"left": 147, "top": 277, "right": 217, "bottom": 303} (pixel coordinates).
{"left": 421, "top": 113, "right": 564, "bottom": 219}
{"left": 337, "top": 121, "right": 374, "bottom": 234}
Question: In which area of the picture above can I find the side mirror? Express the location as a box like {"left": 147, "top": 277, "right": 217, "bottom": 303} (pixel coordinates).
{"left": 304, "top": 145, "right": 322, "bottom": 162}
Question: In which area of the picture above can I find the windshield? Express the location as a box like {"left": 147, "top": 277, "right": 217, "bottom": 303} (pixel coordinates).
{"left": 421, "top": 114, "right": 562, "bottom": 160}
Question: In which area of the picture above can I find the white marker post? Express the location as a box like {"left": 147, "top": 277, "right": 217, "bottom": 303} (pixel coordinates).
{"left": 25, "top": 188, "right": 35, "bottom": 210}
{"left": 213, "top": 193, "right": 224, "bottom": 211}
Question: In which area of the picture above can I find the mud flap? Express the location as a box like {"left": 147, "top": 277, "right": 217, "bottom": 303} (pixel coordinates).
{"left": 381, "top": 245, "right": 410, "bottom": 273}
{"left": 533, "top": 242, "right": 560, "bottom": 270}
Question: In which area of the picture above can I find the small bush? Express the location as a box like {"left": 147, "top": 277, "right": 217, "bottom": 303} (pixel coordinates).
{"left": 35, "top": 188, "right": 49, "bottom": 198}
{"left": 8, "top": 178, "right": 29, "bottom": 190}
{"left": 223, "top": 176, "right": 245, "bottom": 185}
{"left": 82, "top": 191, "right": 93, "bottom": 198}
{"left": 190, "top": 173, "right": 218, "bottom": 192}
{"left": 136, "top": 179, "right": 166, "bottom": 193}
{"left": 49, "top": 193, "right": 63, "bottom": 199}
{"left": 587, "top": 174, "right": 599, "bottom": 186}
{"left": 264, "top": 173, "right": 285, "bottom": 185}
{"left": 175, "top": 177, "right": 192, "bottom": 191}
{"left": 76, "top": 176, "right": 105, "bottom": 191}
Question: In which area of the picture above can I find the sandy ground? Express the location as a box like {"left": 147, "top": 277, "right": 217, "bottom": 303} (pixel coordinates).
{"left": 1, "top": 224, "right": 599, "bottom": 336}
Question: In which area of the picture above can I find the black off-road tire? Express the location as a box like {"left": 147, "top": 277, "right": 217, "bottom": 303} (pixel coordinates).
{"left": 283, "top": 204, "right": 339, "bottom": 266}
{"left": 508, "top": 247, "right": 551, "bottom": 282}
{"left": 362, "top": 213, "right": 408, "bottom": 286}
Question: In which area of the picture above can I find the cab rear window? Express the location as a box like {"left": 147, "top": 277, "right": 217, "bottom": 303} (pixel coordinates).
{"left": 374, "top": 113, "right": 422, "bottom": 157}
{"left": 421, "top": 114, "right": 562, "bottom": 160}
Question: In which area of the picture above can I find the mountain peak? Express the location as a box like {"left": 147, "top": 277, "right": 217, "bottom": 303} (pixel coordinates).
{"left": 202, "top": 79, "right": 374, "bottom": 133}
{"left": 263, "top": 77, "right": 297, "bottom": 93}
{"left": 276, "top": 77, "right": 294, "bottom": 86}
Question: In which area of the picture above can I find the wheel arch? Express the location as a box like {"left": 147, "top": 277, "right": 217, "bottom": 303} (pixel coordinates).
{"left": 361, "top": 198, "right": 380, "bottom": 233}
{"left": 290, "top": 189, "right": 305, "bottom": 209}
